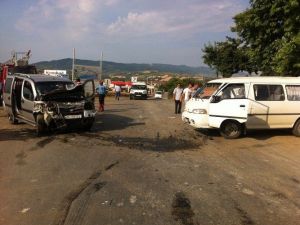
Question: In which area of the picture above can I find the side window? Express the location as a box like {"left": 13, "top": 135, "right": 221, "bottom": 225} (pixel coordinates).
{"left": 286, "top": 85, "right": 300, "bottom": 101}
{"left": 23, "top": 81, "right": 34, "bottom": 101}
{"left": 4, "top": 78, "right": 13, "bottom": 94}
{"left": 253, "top": 84, "right": 285, "bottom": 101}
{"left": 254, "top": 85, "right": 284, "bottom": 101}
{"left": 217, "top": 83, "right": 245, "bottom": 100}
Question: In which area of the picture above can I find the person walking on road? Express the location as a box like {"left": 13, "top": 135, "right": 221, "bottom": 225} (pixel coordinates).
{"left": 96, "top": 80, "right": 107, "bottom": 112}
{"left": 182, "top": 83, "right": 193, "bottom": 104}
{"left": 114, "top": 85, "right": 121, "bottom": 100}
{"left": 173, "top": 83, "right": 183, "bottom": 114}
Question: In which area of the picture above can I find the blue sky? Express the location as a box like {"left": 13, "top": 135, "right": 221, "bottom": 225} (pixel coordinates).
{"left": 0, "top": 0, "right": 249, "bottom": 66}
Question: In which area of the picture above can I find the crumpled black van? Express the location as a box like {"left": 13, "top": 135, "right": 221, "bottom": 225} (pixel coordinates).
{"left": 2, "top": 73, "right": 96, "bottom": 135}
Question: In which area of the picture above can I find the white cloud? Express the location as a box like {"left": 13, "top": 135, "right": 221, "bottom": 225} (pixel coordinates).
{"left": 106, "top": 0, "right": 244, "bottom": 37}
{"left": 15, "top": 0, "right": 117, "bottom": 40}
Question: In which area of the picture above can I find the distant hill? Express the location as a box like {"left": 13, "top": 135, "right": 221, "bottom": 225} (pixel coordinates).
{"left": 34, "top": 58, "right": 215, "bottom": 75}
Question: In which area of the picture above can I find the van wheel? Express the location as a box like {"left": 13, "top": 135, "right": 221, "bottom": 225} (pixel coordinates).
{"left": 292, "top": 119, "right": 300, "bottom": 137}
{"left": 220, "top": 121, "right": 242, "bottom": 139}
{"left": 36, "top": 114, "right": 47, "bottom": 136}
{"left": 8, "top": 113, "right": 18, "bottom": 124}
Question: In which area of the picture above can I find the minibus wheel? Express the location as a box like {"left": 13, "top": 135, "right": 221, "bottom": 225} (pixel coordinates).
{"left": 292, "top": 119, "right": 300, "bottom": 137}
{"left": 220, "top": 120, "right": 242, "bottom": 139}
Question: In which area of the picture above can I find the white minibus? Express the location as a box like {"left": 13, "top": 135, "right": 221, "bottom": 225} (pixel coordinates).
{"left": 182, "top": 77, "right": 300, "bottom": 138}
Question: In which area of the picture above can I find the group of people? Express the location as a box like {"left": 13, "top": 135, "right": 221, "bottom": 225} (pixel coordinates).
{"left": 173, "top": 83, "right": 199, "bottom": 114}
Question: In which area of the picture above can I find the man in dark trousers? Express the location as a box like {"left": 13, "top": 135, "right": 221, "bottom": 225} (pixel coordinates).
{"left": 173, "top": 83, "right": 183, "bottom": 114}
{"left": 96, "top": 80, "right": 107, "bottom": 111}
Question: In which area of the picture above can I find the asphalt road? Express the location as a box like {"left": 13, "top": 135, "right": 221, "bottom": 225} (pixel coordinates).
{"left": 0, "top": 96, "right": 299, "bottom": 225}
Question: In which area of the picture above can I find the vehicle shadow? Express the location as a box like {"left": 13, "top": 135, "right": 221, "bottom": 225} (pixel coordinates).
{"left": 0, "top": 128, "right": 36, "bottom": 142}
{"left": 195, "top": 128, "right": 293, "bottom": 140}
{"left": 92, "top": 113, "right": 145, "bottom": 132}
{"left": 246, "top": 129, "right": 293, "bottom": 140}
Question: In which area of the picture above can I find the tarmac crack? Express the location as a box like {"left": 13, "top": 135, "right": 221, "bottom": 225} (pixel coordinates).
{"left": 233, "top": 202, "right": 255, "bottom": 225}
{"left": 52, "top": 160, "right": 119, "bottom": 225}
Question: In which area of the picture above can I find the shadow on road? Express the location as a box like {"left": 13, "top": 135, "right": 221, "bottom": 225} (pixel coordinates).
{"left": 196, "top": 128, "right": 293, "bottom": 140}
{"left": 0, "top": 128, "right": 36, "bottom": 142}
{"left": 92, "top": 113, "right": 145, "bottom": 132}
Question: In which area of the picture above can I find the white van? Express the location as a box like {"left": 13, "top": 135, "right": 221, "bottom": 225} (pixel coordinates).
{"left": 182, "top": 77, "right": 300, "bottom": 138}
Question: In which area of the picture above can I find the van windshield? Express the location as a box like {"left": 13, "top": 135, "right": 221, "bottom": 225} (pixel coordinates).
{"left": 193, "top": 83, "right": 222, "bottom": 99}
{"left": 36, "top": 81, "right": 74, "bottom": 95}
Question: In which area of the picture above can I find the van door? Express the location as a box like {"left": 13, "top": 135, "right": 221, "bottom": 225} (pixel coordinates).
{"left": 2, "top": 77, "right": 14, "bottom": 114}
{"left": 208, "top": 83, "right": 249, "bottom": 128}
{"left": 82, "top": 79, "right": 95, "bottom": 100}
{"left": 247, "top": 84, "right": 289, "bottom": 129}
{"left": 20, "top": 80, "right": 36, "bottom": 123}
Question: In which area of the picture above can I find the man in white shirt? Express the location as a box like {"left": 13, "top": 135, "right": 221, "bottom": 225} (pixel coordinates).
{"left": 183, "top": 83, "right": 193, "bottom": 104}
{"left": 173, "top": 84, "right": 183, "bottom": 114}
{"left": 115, "top": 85, "right": 121, "bottom": 100}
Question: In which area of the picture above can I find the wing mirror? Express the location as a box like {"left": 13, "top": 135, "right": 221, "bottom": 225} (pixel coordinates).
{"left": 211, "top": 95, "right": 221, "bottom": 103}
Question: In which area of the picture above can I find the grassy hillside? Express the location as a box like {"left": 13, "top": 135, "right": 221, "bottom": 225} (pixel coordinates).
{"left": 34, "top": 58, "right": 215, "bottom": 75}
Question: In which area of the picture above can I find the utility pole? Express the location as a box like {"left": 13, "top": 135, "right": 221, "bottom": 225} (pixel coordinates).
{"left": 99, "top": 51, "right": 103, "bottom": 81}
{"left": 72, "top": 48, "right": 75, "bottom": 81}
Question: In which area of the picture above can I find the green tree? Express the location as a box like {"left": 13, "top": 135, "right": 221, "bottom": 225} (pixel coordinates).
{"left": 203, "top": 37, "right": 253, "bottom": 77}
{"left": 232, "top": 0, "right": 300, "bottom": 75}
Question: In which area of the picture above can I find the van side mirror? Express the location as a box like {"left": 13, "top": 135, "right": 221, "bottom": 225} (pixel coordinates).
{"left": 211, "top": 95, "right": 221, "bottom": 103}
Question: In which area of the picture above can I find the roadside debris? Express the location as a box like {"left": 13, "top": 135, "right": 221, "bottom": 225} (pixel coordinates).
{"left": 20, "top": 208, "right": 30, "bottom": 214}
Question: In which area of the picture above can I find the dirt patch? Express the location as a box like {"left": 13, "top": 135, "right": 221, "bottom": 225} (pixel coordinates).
{"left": 109, "top": 135, "right": 202, "bottom": 152}
{"left": 171, "top": 191, "right": 196, "bottom": 225}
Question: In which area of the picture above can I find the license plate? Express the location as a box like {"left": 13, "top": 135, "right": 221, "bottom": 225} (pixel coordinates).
{"left": 64, "top": 114, "right": 82, "bottom": 119}
{"left": 136, "top": 94, "right": 141, "bottom": 96}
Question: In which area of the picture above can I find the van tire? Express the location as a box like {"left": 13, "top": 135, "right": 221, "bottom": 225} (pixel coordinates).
{"left": 220, "top": 120, "right": 242, "bottom": 139}
{"left": 292, "top": 119, "right": 300, "bottom": 137}
{"left": 36, "top": 114, "right": 47, "bottom": 136}
{"left": 8, "top": 113, "right": 18, "bottom": 124}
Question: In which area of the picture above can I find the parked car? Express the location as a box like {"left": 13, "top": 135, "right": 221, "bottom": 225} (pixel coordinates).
{"left": 154, "top": 91, "right": 162, "bottom": 99}
{"left": 182, "top": 77, "right": 300, "bottom": 138}
{"left": 130, "top": 82, "right": 148, "bottom": 100}
{"left": 2, "top": 73, "right": 96, "bottom": 135}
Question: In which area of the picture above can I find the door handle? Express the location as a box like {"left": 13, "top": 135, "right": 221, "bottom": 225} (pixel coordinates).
{"left": 21, "top": 99, "right": 25, "bottom": 103}
{"left": 240, "top": 105, "right": 245, "bottom": 107}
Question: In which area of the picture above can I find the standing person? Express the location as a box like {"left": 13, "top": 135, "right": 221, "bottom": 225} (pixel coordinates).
{"left": 96, "top": 80, "right": 107, "bottom": 112}
{"left": 114, "top": 85, "right": 121, "bottom": 100}
{"left": 182, "top": 83, "right": 193, "bottom": 104}
{"left": 173, "top": 83, "right": 183, "bottom": 114}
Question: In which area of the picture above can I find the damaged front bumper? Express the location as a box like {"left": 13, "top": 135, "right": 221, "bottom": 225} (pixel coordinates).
{"left": 33, "top": 101, "right": 96, "bottom": 130}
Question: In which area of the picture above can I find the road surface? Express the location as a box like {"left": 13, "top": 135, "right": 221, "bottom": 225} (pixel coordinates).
{"left": 0, "top": 97, "right": 299, "bottom": 225}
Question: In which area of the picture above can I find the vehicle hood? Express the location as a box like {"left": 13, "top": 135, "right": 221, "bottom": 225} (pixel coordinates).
{"left": 185, "top": 98, "right": 210, "bottom": 112}
{"left": 40, "top": 85, "right": 85, "bottom": 102}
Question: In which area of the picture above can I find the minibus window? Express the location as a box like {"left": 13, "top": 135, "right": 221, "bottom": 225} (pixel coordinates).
{"left": 216, "top": 83, "right": 245, "bottom": 100}
{"left": 253, "top": 85, "right": 284, "bottom": 101}
{"left": 286, "top": 85, "right": 300, "bottom": 101}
